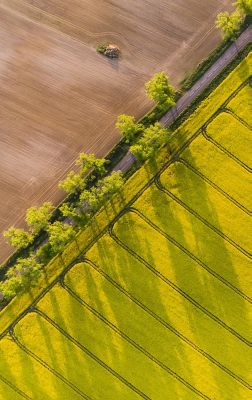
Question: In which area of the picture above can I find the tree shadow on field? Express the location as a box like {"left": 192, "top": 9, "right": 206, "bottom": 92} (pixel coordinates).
{"left": 118, "top": 145, "right": 251, "bottom": 396}
{"left": 12, "top": 303, "right": 91, "bottom": 400}
{"left": 236, "top": 57, "right": 250, "bottom": 85}
{"left": 78, "top": 183, "right": 202, "bottom": 398}
{"left": 34, "top": 273, "right": 145, "bottom": 398}
{"left": 106, "top": 56, "right": 119, "bottom": 71}
{"left": 35, "top": 284, "right": 103, "bottom": 398}
{"left": 86, "top": 232, "right": 194, "bottom": 399}
{"left": 0, "top": 333, "right": 49, "bottom": 399}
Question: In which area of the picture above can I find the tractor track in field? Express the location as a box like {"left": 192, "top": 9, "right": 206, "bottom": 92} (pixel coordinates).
{"left": 109, "top": 213, "right": 251, "bottom": 347}
{"left": 33, "top": 307, "right": 211, "bottom": 400}
{"left": 178, "top": 157, "right": 251, "bottom": 216}
{"left": 60, "top": 263, "right": 251, "bottom": 390}
{"left": 202, "top": 125, "right": 252, "bottom": 173}
{"left": 155, "top": 177, "right": 251, "bottom": 259}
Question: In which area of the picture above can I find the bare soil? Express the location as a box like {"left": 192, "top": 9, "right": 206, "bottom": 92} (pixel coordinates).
{"left": 0, "top": 0, "right": 232, "bottom": 263}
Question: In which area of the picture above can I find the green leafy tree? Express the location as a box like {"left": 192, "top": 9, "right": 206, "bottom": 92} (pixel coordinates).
{"left": 80, "top": 171, "right": 124, "bottom": 212}
{"left": 234, "top": 0, "right": 252, "bottom": 15}
{"left": 0, "top": 256, "right": 42, "bottom": 300}
{"left": 3, "top": 227, "right": 33, "bottom": 250}
{"left": 131, "top": 123, "right": 168, "bottom": 161}
{"left": 145, "top": 71, "right": 175, "bottom": 105}
{"left": 47, "top": 221, "right": 75, "bottom": 253}
{"left": 59, "top": 203, "right": 87, "bottom": 226}
{"left": 36, "top": 242, "right": 56, "bottom": 264}
{"left": 116, "top": 115, "right": 143, "bottom": 142}
{"left": 76, "top": 153, "right": 107, "bottom": 176}
{"left": 59, "top": 171, "right": 86, "bottom": 195}
{"left": 25, "top": 202, "right": 54, "bottom": 234}
{"left": 215, "top": 11, "right": 243, "bottom": 39}
{"left": 59, "top": 154, "right": 106, "bottom": 195}
{"left": 99, "top": 171, "right": 124, "bottom": 196}
{"left": 59, "top": 203, "right": 79, "bottom": 219}
{"left": 79, "top": 189, "right": 101, "bottom": 211}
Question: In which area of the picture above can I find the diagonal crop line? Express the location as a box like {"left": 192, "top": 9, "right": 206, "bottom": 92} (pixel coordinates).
{"left": 0, "top": 373, "right": 33, "bottom": 400}
{"left": 109, "top": 218, "right": 251, "bottom": 346}
{"left": 129, "top": 207, "right": 252, "bottom": 304}
{"left": 202, "top": 128, "right": 252, "bottom": 173}
{"left": 155, "top": 176, "right": 252, "bottom": 259}
{"left": 32, "top": 309, "right": 150, "bottom": 400}
{"left": 8, "top": 329, "right": 93, "bottom": 400}
{"left": 179, "top": 157, "right": 251, "bottom": 216}
{"left": 223, "top": 107, "right": 252, "bottom": 131}
{"left": 42, "top": 282, "right": 213, "bottom": 400}
{"left": 220, "top": 78, "right": 250, "bottom": 110}
{"left": 60, "top": 270, "right": 251, "bottom": 390}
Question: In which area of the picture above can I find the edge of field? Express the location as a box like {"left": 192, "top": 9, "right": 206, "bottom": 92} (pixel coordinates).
{"left": 0, "top": 50, "right": 251, "bottom": 336}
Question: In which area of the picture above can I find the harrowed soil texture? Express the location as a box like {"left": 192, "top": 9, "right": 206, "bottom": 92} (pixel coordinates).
{"left": 0, "top": 0, "right": 232, "bottom": 262}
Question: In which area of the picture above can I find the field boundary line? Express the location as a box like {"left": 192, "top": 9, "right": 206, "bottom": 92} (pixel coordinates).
{"left": 60, "top": 268, "right": 251, "bottom": 389}
{"left": 31, "top": 309, "right": 151, "bottom": 400}
{"left": 37, "top": 292, "right": 212, "bottom": 400}
{"left": 224, "top": 107, "right": 252, "bottom": 131}
{"left": 202, "top": 127, "right": 252, "bottom": 173}
{"left": 178, "top": 157, "right": 251, "bottom": 216}
{"left": 8, "top": 329, "right": 93, "bottom": 400}
{"left": 155, "top": 176, "right": 252, "bottom": 259}
{"left": 109, "top": 214, "right": 251, "bottom": 345}
{"left": 0, "top": 374, "right": 33, "bottom": 400}
{"left": 127, "top": 207, "right": 252, "bottom": 303}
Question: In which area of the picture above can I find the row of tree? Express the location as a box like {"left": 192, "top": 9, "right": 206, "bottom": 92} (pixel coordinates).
{"left": 1, "top": 70, "right": 175, "bottom": 302}
{"left": 216, "top": 0, "right": 252, "bottom": 39}
{"left": 1, "top": 163, "right": 124, "bottom": 300}
{"left": 116, "top": 71, "right": 174, "bottom": 160}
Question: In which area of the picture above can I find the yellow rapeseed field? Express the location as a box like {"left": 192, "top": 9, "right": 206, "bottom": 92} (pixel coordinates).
{"left": 0, "top": 52, "right": 251, "bottom": 399}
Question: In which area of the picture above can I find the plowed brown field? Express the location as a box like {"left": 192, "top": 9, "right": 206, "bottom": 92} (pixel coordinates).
{"left": 0, "top": 0, "right": 231, "bottom": 263}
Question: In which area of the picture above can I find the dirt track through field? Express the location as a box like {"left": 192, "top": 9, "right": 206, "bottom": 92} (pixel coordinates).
{"left": 0, "top": 0, "right": 232, "bottom": 263}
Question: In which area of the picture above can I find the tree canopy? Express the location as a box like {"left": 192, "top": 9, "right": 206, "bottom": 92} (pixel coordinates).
{"left": 25, "top": 202, "right": 54, "bottom": 234}
{"left": 116, "top": 114, "right": 143, "bottom": 142}
{"left": 0, "top": 256, "right": 42, "bottom": 300}
{"left": 145, "top": 71, "right": 175, "bottom": 105}
{"left": 130, "top": 122, "right": 169, "bottom": 161}
{"left": 47, "top": 221, "right": 75, "bottom": 253}
{"left": 58, "top": 171, "right": 86, "bottom": 195}
{"left": 234, "top": 0, "right": 252, "bottom": 15}
{"left": 3, "top": 227, "right": 33, "bottom": 250}
{"left": 79, "top": 171, "right": 124, "bottom": 212}
{"left": 76, "top": 153, "right": 106, "bottom": 176}
{"left": 215, "top": 11, "right": 243, "bottom": 39}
